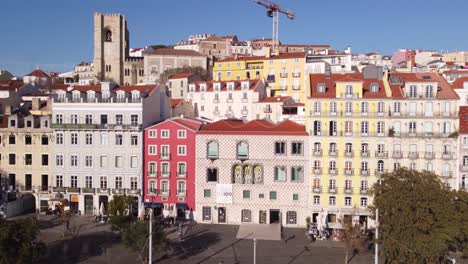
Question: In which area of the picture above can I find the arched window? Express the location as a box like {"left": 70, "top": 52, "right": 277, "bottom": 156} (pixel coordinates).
{"left": 286, "top": 211, "right": 297, "bottom": 225}
{"left": 237, "top": 141, "right": 249, "bottom": 159}
{"left": 253, "top": 166, "right": 263, "bottom": 184}
{"left": 244, "top": 165, "right": 253, "bottom": 184}
{"left": 377, "top": 160, "right": 384, "bottom": 174}
{"left": 241, "top": 209, "right": 252, "bottom": 223}
{"left": 105, "top": 29, "right": 112, "bottom": 42}
{"left": 207, "top": 141, "right": 219, "bottom": 159}
{"left": 233, "top": 165, "right": 243, "bottom": 184}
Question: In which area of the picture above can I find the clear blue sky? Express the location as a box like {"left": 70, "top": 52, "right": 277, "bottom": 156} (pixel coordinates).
{"left": 1, "top": 0, "right": 467, "bottom": 76}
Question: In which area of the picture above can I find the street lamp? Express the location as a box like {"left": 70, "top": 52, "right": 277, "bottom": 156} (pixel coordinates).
{"left": 149, "top": 196, "right": 154, "bottom": 264}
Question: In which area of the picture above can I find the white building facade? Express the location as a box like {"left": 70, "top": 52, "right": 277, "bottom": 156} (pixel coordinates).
{"left": 195, "top": 119, "right": 310, "bottom": 227}
{"left": 51, "top": 82, "right": 170, "bottom": 216}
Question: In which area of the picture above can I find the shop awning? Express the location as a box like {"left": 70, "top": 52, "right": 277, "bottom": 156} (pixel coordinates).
{"left": 144, "top": 202, "right": 163, "bottom": 208}
{"left": 176, "top": 203, "right": 188, "bottom": 210}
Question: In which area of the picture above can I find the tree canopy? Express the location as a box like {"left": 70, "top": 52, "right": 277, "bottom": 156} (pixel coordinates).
{"left": 0, "top": 218, "right": 46, "bottom": 264}
{"left": 122, "top": 221, "right": 168, "bottom": 258}
{"left": 159, "top": 65, "right": 210, "bottom": 83}
{"left": 371, "top": 168, "right": 468, "bottom": 263}
{"left": 107, "top": 195, "right": 136, "bottom": 232}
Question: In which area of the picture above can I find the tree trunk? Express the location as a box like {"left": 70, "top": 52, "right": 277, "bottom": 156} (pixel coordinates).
{"left": 345, "top": 249, "right": 348, "bottom": 264}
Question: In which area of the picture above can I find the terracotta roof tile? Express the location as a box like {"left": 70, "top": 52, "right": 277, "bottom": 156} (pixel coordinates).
{"left": 198, "top": 119, "right": 308, "bottom": 136}
{"left": 25, "top": 69, "right": 50, "bottom": 78}
{"left": 451, "top": 77, "right": 468, "bottom": 89}
{"left": 391, "top": 72, "right": 459, "bottom": 100}
{"left": 460, "top": 106, "right": 468, "bottom": 134}
{"left": 169, "top": 73, "right": 194, "bottom": 79}
{"left": 147, "top": 48, "right": 205, "bottom": 57}
{"left": 171, "top": 99, "right": 184, "bottom": 108}
{"left": 258, "top": 96, "right": 291, "bottom": 103}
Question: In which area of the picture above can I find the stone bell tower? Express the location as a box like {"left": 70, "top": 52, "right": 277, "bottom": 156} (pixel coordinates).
{"left": 93, "top": 13, "right": 129, "bottom": 84}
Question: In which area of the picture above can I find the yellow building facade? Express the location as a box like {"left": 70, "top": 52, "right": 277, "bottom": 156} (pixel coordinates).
{"left": 213, "top": 52, "right": 309, "bottom": 103}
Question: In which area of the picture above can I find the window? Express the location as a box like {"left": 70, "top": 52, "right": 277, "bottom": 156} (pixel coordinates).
{"left": 70, "top": 155, "right": 78, "bottom": 167}
{"left": 178, "top": 130, "right": 186, "bottom": 139}
{"left": 177, "top": 181, "right": 186, "bottom": 195}
{"left": 361, "top": 121, "right": 369, "bottom": 134}
{"left": 269, "top": 191, "right": 277, "bottom": 200}
{"left": 115, "top": 134, "right": 123, "bottom": 145}
{"left": 160, "top": 162, "right": 169, "bottom": 177}
{"left": 345, "top": 197, "right": 352, "bottom": 206}
{"left": 70, "top": 175, "right": 78, "bottom": 188}
{"left": 100, "top": 155, "right": 107, "bottom": 168}
{"left": 148, "top": 162, "right": 156, "bottom": 176}
{"left": 100, "top": 176, "right": 107, "bottom": 189}
{"left": 293, "top": 194, "right": 299, "bottom": 201}
{"left": 85, "top": 133, "right": 93, "bottom": 145}
{"left": 85, "top": 176, "right": 92, "bottom": 188}
{"left": 203, "top": 189, "right": 211, "bottom": 198}
{"left": 85, "top": 155, "right": 93, "bottom": 167}
{"left": 40, "top": 154, "right": 48, "bottom": 166}
{"left": 161, "top": 145, "right": 170, "bottom": 158}
{"left": 329, "top": 196, "right": 336, "bottom": 206}
{"left": 207, "top": 168, "right": 218, "bottom": 182}
{"left": 100, "top": 114, "right": 108, "bottom": 125}
{"left": 292, "top": 142, "right": 303, "bottom": 155}
{"left": 70, "top": 114, "right": 78, "bottom": 124}
{"left": 207, "top": 141, "right": 219, "bottom": 159}
{"left": 55, "top": 154, "right": 63, "bottom": 166}
{"left": 115, "top": 156, "right": 123, "bottom": 168}
{"left": 274, "top": 166, "right": 286, "bottom": 181}
{"left": 345, "top": 85, "right": 353, "bottom": 96}
{"left": 291, "top": 167, "right": 303, "bottom": 182}
{"left": 115, "top": 114, "right": 123, "bottom": 125}
{"left": 55, "top": 114, "right": 63, "bottom": 124}
{"left": 25, "top": 135, "right": 32, "bottom": 145}
{"left": 55, "top": 133, "right": 63, "bottom": 145}
{"left": 161, "top": 130, "right": 169, "bottom": 138}
{"left": 178, "top": 163, "right": 186, "bottom": 177}
{"left": 131, "top": 135, "right": 138, "bottom": 146}
{"left": 24, "top": 154, "right": 32, "bottom": 165}
{"left": 100, "top": 133, "right": 108, "bottom": 145}
{"left": 243, "top": 190, "right": 251, "bottom": 199}
{"left": 71, "top": 133, "right": 78, "bottom": 145}
{"left": 345, "top": 102, "right": 353, "bottom": 114}
{"left": 178, "top": 145, "right": 187, "bottom": 156}
{"left": 130, "top": 177, "right": 138, "bottom": 190}
{"left": 313, "top": 196, "right": 320, "bottom": 205}
{"left": 149, "top": 145, "right": 156, "bottom": 155}
{"left": 85, "top": 114, "right": 93, "bottom": 125}
{"left": 330, "top": 102, "right": 337, "bottom": 114}
{"left": 202, "top": 206, "right": 211, "bottom": 221}
{"left": 105, "top": 65, "right": 111, "bottom": 72}
{"left": 130, "top": 156, "right": 138, "bottom": 168}
{"left": 409, "top": 121, "right": 416, "bottom": 133}
{"left": 56, "top": 175, "right": 63, "bottom": 188}
{"left": 361, "top": 197, "right": 368, "bottom": 207}
{"left": 41, "top": 135, "right": 49, "bottom": 145}
{"left": 377, "top": 122, "right": 385, "bottom": 134}
{"left": 148, "top": 181, "right": 156, "bottom": 194}
{"left": 149, "top": 130, "right": 157, "bottom": 138}
{"left": 115, "top": 177, "right": 122, "bottom": 189}
{"left": 130, "top": 115, "right": 138, "bottom": 126}
{"left": 241, "top": 209, "right": 252, "bottom": 223}
{"left": 237, "top": 141, "right": 248, "bottom": 159}
{"left": 275, "top": 142, "right": 286, "bottom": 154}
{"left": 8, "top": 135, "right": 15, "bottom": 145}
{"left": 286, "top": 211, "right": 297, "bottom": 224}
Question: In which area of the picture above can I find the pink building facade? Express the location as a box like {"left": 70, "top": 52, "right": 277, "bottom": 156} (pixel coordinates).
{"left": 143, "top": 117, "right": 202, "bottom": 217}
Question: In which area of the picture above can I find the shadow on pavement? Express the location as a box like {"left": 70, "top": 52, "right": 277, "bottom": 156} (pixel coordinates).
{"left": 39, "top": 231, "right": 121, "bottom": 264}
{"left": 168, "top": 231, "right": 221, "bottom": 261}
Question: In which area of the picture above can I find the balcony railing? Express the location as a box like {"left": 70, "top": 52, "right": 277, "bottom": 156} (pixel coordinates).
{"left": 344, "top": 188, "right": 353, "bottom": 194}
{"left": 160, "top": 154, "right": 171, "bottom": 160}
{"left": 442, "top": 152, "right": 455, "bottom": 160}
{"left": 375, "top": 151, "right": 388, "bottom": 158}
{"left": 329, "top": 168, "right": 337, "bottom": 175}
{"left": 264, "top": 107, "right": 272, "bottom": 113}
{"left": 51, "top": 123, "right": 142, "bottom": 130}
{"left": 292, "top": 72, "right": 301, "bottom": 78}
{"left": 82, "top": 188, "right": 95, "bottom": 194}
{"left": 460, "top": 165, "right": 468, "bottom": 172}
{"left": 375, "top": 169, "right": 388, "bottom": 176}
{"left": 313, "top": 168, "right": 322, "bottom": 175}
{"left": 160, "top": 172, "right": 170, "bottom": 178}
{"left": 177, "top": 171, "right": 186, "bottom": 178}
{"left": 127, "top": 189, "right": 141, "bottom": 195}
{"left": 241, "top": 110, "right": 249, "bottom": 115}
{"left": 392, "top": 151, "right": 403, "bottom": 159}
{"left": 344, "top": 169, "right": 354, "bottom": 176}
{"left": 313, "top": 149, "right": 323, "bottom": 157}
{"left": 329, "top": 150, "right": 338, "bottom": 157}
{"left": 97, "top": 188, "right": 109, "bottom": 194}
{"left": 361, "top": 151, "right": 369, "bottom": 158}
{"left": 360, "top": 169, "right": 370, "bottom": 176}
{"left": 160, "top": 190, "right": 170, "bottom": 196}
{"left": 424, "top": 152, "right": 435, "bottom": 160}
{"left": 312, "top": 186, "right": 322, "bottom": 194}
{"left": 328, "top": 187, "right": 337, "bottom": 194}
{"left": 408, "top": 152, "right": 419, "bottom": 159}
{"left": 177, "top": 190, "right": 186, "bottom": 196}
{"left": 280, "top": 73, "right": 288, "bottom": 78}
{"left": 67, "top": 187, "right": 80, "bottom": 193}
{"left": 344, "top": 151, "right": 354, "bottom": 158}
{"left": 113, "top": 188, "right": 125, "bottom": 195}
{"left": 360, "top": 189, "right": 368, "bottom": 195}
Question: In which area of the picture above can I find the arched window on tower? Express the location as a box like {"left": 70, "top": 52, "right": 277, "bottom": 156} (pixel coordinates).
{"left": 105, "top": 29, "right": 112, "bottom": 42}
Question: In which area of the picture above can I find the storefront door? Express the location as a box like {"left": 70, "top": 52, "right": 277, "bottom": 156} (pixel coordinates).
{"left": 218, "top": 207, "right": 226, "bottom": 223}
{"left": 84, "top": 195, "right": 94, "bottom": 215}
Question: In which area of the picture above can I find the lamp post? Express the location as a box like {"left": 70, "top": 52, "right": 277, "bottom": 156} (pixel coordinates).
{"left": 253, "top": 238, "right": 257, "bottom": 264}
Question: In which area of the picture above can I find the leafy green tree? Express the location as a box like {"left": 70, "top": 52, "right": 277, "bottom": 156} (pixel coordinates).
{"left": 371, "top": 168, "right": 462, "bottom": 263}
{"left": 339, "top": 215, "right": 367, "bottom": 263}
{"left": 0, "top": 218, "right": 46, "bottom": 264}
{"left": 107, "top": 195, "right": 135, "bottom": 232}
{"left": 159, "top": 65, "right": 210, "bottom": 83}
{"left": 122, "top": 221, "right": 168, "bottom": 258}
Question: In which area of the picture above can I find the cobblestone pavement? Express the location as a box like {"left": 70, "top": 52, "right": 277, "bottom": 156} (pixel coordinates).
{"left": 36, "top": 216, "right": 374, "bottom": 264}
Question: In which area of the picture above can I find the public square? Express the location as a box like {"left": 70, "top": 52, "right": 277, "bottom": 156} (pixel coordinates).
{"left": 35, "top": 215, "right": 375, "bottom": 264}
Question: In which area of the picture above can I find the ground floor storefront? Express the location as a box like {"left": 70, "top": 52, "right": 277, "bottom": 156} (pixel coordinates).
{"left": 195, "top": 204, "right": 309, "bottom": 227}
